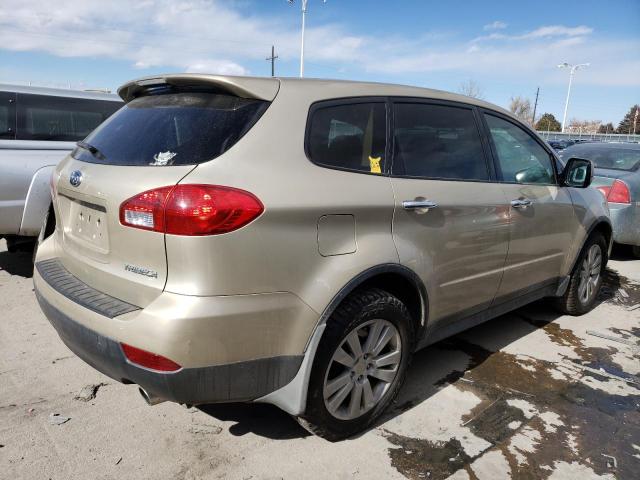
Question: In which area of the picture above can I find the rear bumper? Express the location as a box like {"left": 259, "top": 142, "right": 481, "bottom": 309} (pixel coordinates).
{"left": 36, "top": 290, "right": 302, "bottom": 404}
{"left": 32, "top": 252, "right": 317, "bottom": 405}
{"left": 609, "top": 203, "right": 640, "bottom": 246}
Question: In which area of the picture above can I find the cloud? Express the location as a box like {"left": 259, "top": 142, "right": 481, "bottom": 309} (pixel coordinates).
{"left": 0, "top": 0, "right": 363, "bottom": 75}
{"left": 519, "top": 25, "right": 593, "bottom": 39}
{"left": 484, "top": 20, "right": 507, "bottom": 31}
{"left": 0, "top": 1, "right": 637, "bottom": 89}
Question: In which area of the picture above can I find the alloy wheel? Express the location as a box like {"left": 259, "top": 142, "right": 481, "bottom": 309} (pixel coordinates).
{"left": 578, "top": 244, "right": 602, "bottom": 304}
{"left": 322, "top": 319, "right": 402, "bottom": 421}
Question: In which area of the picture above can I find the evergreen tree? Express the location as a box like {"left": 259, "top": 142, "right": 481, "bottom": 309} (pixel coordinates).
{"left": 534, "top": 113, "right": 561, "bottom": 132}
{"left": 616, "top": 105, "right": 640, "bottom": 134}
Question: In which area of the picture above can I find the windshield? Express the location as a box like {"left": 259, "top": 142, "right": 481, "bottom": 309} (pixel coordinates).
{"left": 560, "top": 144, "right": 640, "bottom": 171}
{"left": 71, "top": 92, "right": 269, "bottom": 166}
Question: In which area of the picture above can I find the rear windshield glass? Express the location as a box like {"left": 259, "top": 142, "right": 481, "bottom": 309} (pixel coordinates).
{"left": 560, "top": 145, "right": 640, "bottom": 171}
{"left": 72, "top": 92, "right": 269, "bottom": 166}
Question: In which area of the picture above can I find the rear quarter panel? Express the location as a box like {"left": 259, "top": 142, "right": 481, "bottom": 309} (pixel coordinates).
{"left": 163, "top": 86, "right": 400, "bottom": 316}
{"left": 0, "top": 140, "right": 72, "bottom": 235}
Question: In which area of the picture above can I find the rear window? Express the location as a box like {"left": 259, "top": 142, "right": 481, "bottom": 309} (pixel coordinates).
{"left": 307, "top": 102, "right": 386, "bottom": 174}
{"left": 560, "top": 145, "right": 640, "bottom": 171}
{"left": 16, "top": 93, "right": 121, "bottom": 141}
{"left": 72, "top": 92, "right": 269, "bottom": 166}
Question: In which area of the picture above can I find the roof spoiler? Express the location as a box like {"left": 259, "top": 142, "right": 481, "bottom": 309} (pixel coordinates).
{"left": 117, "top": 74, "right": 280, "bottom": 103}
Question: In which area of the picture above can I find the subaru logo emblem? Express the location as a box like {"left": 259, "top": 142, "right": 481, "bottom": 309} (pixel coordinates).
{"left": 69, "top": 170, "right": 83, "bottom": 187}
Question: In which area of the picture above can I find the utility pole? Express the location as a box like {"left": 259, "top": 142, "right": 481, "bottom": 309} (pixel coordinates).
{"left": 266, "top": 45, "right": 278, "bottom": 77}
{"left": 634, "top": 107, "right": 638, "bottom": 135}
{"left": 531, "top": 87, "right": 539, "bottom": 126}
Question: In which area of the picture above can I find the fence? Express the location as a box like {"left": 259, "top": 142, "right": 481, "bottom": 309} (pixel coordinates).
{"left": 537, "top": 131, "right": 640, "bottom": 143}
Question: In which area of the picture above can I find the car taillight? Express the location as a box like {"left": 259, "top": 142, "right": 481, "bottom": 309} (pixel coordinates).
{"left": 606, "top": 179, "right": 631, "bottom": 204}
{"left": 597, "top": 180, "right": 631, "bottom": 204}
{"left": 119, "top": 185, "right": 263, "bottom": 235}
{"left": 121, "top": 343, "right": 182, "bottom": 372}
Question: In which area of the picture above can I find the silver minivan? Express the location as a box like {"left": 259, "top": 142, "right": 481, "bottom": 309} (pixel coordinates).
{"left": 0, "top": 85, "right": 121, "bottom": 254}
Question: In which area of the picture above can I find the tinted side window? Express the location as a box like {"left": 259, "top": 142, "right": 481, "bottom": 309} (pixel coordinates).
{"left": 485, "top": 114, "right": 555, "bottom": 185}
{"left": 0, "top": 92, "right": 16, "bottom": 139}
{"left": 16, "top": 94, "right": 121, "bottom": 141}
{"left": 308, "top": 102, "right": 386, "bottom": 174}
{"left": 392, "top": 103, "right": 489, "bottom": 181}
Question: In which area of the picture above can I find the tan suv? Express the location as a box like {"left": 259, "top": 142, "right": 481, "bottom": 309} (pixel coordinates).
{"left": 34, "top": 74, "right": 611, "bottom": 440}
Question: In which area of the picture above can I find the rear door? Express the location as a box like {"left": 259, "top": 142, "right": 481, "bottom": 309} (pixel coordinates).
{"left": 51, "top": 89, "right": 270, "bottom": 308}
{"left": 481, "top": 111, "right": 578, "bottom": 298}
{"left": 389, "top": 99, "right": 510, "bottom": 327}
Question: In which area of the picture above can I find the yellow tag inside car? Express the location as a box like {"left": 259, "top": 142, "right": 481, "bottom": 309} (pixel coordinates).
{"left": 369, "top": 156, "right": 382, "bottom": 174}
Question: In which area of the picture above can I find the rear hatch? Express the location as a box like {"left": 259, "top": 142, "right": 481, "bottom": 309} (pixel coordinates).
{"left": 51, "top": 77, "right": 275, "bottom": 308}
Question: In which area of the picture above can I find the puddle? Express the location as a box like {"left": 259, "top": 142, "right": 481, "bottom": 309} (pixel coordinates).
{"left": 599, "top": 269, "right": 640, "bottom": 309}
{"left": 384, "top": 315, "right": 640, "bottom": 479}
{"left": 382, "top": 431, "right": 471, "bottom": 480}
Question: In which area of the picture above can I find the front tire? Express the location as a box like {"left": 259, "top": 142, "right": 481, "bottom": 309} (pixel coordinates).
{"left": 632, "top": 245, "right": 640, "bottom": 259}
{"left": 300, "top": 288, "right": 414, "bottom": 441}
{"left": 555, "top": 233, "right": 607, "bottom": 315}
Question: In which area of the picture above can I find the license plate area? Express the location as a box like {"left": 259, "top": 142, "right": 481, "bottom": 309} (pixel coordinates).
{"left": 67, "top": 198, "right": 110, "bottom": 253}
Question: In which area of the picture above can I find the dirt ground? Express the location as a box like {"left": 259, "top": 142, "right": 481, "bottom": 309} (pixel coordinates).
{"left": 1, "top": 239, "right": 639, "bottom": 480}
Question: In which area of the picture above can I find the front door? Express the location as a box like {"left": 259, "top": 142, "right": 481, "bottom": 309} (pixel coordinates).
{"left": 390, "top": 100, "right": 510, "bottom": 327}
{"left": 482, "top": 112, "right": 578, "bottom": 299}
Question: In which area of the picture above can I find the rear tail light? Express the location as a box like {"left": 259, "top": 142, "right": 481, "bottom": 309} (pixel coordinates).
{"left": 597, "top": 179, "right": 631, "bottom": 204}
{"left": 119, "top": 184, "right": 263, "bottom": 235}
{"left": 121, "top": 343, "right": 182, "bottom": 372}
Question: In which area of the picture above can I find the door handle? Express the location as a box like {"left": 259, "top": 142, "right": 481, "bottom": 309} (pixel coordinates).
{"left": 402, "top": 200, "right": 438, "bottom": 211}
{"left": 510, "top": 199, "right": 533, "bottom": 209}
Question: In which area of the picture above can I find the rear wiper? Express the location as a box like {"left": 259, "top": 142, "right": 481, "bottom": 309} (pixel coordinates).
{"left": 76, "top": 141, "right": 106, "bottom": 161}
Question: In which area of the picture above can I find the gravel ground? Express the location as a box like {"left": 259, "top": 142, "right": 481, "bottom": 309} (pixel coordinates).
{"left": 1, "top": 239, "right": 638, "bottom": 480}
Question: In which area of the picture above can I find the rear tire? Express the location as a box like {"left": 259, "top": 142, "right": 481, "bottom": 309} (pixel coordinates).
{"left": 632, "top": 246, "right": 640, "bottom": 259}
{"left": 300, "top": 288, "right": 414, "bottom": 441}
{"left": 555, "top": 233, "right": 607, "bottom": 315}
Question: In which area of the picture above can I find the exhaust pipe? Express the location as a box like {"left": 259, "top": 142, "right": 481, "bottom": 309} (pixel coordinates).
{"left": 138, "top": 387, "right": 166, "bottom": 406}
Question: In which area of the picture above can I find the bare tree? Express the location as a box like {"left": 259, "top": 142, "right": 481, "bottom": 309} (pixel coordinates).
{"left": 458, "top": 79, "right": 484, "bottom": 99}
{"left": 509, "top": 96, "right": 532, "bottom": 125}
{"left": 567, "top": 118, "right": 602, "bottom": 134}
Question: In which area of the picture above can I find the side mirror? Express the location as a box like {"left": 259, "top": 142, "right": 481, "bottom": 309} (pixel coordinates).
{"left": 562, "top": 157, "right": 593, "bottom": 188}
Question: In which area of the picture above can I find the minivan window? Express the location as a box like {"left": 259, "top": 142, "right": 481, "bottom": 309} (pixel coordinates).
{"left": 72, "top": 92, "right": 268, "bottom": 166}
{"left": 485, "top": 114, "right": 555, "bottom": 185}
{"left": 16, "top": 94, "right": 121, "bottom": 141}
{"left": 0, "top": 92, "right": 16, "bottom": 139}
{"left": 307, "top": 102, "right": 386, "bottom": 174}
{"left": 392, "top": 103, "right": 489, "bottom": 181}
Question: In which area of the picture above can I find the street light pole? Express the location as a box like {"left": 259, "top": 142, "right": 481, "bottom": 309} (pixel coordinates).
{"left": 300, "top": 0, "right": 307, "bottom": 77}
{"left": 558, "top": 62, "right": 590, "bottom": 133}
{"left": 289, "top": 0, "right": 325, "bottom": 78}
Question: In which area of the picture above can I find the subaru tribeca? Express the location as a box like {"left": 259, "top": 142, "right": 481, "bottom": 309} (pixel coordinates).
{"left": 34, "top": 74, "right": 611, "bottom": 440}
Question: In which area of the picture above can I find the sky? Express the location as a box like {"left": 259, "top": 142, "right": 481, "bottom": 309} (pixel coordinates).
{"left": 0, "top": 0, "right": 638, "bottom": 124}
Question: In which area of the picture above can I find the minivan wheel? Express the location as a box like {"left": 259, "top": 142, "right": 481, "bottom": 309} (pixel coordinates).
{"left": 300, "top": 288, "right": 414, "bottom": 441}
{"left": 555, "top": 233, "right": 607, "bottom": 316}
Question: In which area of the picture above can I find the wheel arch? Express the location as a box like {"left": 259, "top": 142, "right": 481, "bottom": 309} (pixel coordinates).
{"left": 568, "top": 217, "right": 612, "bottom": 275}
{"left": 311, "top": 263, "right": 429, "bottom": 349}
